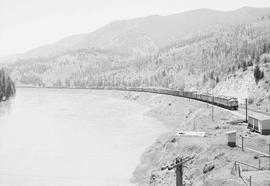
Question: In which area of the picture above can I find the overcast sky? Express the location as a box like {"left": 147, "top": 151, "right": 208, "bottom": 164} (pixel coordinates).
{"left": 0, "top": 0, "right": 270, "bottom": 57}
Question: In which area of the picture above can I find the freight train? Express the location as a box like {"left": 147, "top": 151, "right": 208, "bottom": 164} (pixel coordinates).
{"left": 103, "top": 87, "right": 238, "bottom": 110}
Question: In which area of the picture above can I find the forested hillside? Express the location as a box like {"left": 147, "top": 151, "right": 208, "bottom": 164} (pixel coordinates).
{"left": 2, "top": 7, "right": 270, "bottom": 109}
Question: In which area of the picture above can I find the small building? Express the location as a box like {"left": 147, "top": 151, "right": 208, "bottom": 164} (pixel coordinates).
{"left": 226, "top": 130, "right": 236, "bottom": 147}
{"left": 248, "top": 112, "right": 270, "bottom": 135}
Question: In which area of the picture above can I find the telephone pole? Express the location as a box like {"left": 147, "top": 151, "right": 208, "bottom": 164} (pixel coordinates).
{"left": 269, "top": 142, "right": 270, "bottom": 170}
{"left": 207, "top": 90, "right": 209, "bottom": 108}
{"left": 212, "top": 89, "right": 214, "bottom": 121}
{"left": 176, "top": 164, "right": 183, "bottom": 186}
{"left": 246, "top": 98, "right": 248, "bottom": 123}
{"left": 161, "top": 156, "right": 194, "bottom": 186}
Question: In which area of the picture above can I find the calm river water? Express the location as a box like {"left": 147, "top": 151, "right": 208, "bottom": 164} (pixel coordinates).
{"left": 0, "top": 88, "right": 166, "bottom": 186}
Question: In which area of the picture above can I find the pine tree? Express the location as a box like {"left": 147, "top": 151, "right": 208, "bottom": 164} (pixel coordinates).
{"left": 242, "top": 61, "right": 247, "bottom": 71}
{"left": 256, "top": 55, "right": 260, "bottom": 64}
{"left": 210, "top": 71, "right": 214, "bottom": 80}
{"left": 247, "top": 60, "right": 253, "bottom": 67}
{"left": 254, "top": 65, "right": 264, "bottom": 84}
{"left": 216, "top": 76, "right": 220, "bottom": 84}
{"left": 238, "top": 64, "right": 241, "bottom": 69}
{"left": 228, "top": 67, "right": 231, "bottom": 74}
{"left": 260, "top": 71, "right": 264, "bottom": 79}
{"left": 251, "top": 51, "right": 255, "bottom": 59}
{"left": 263, "top": 43, "right": 267, "bottom": 54}
{"left": 232, "top": 66, "right": 235, "bottom": 73}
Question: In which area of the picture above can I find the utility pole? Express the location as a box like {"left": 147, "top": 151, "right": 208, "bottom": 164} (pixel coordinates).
{"left": 176, "top": 164, "right": 183, "bottom": 186}
{"left": 241, "top": 135, "right": 244, "bottom": 152}
{"left": 212, "top": 89, "right": 214, "bottom": 121}
{"left": 207, "top": 90, "right": 209, "bottom": 108}
{"left": 161, "top": 156, "right": 194, "bottom": 186}
{"left": 246, "top": 98, "right": 248, "bottom": 123}
{"left": 258, "top": 157, "right": 261, "bottom": 170}
{"left": 269, "top": 142, "right": 270, "bottom": 170}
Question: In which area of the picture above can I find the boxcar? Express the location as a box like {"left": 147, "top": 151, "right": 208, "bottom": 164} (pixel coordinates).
{"left": 169, "top": 90, "right": 180, "bottom": 96}
{"left": 191, "top": 92, "right": 197, "bottom": 99}
{"left": 183, "top": 91, "right": 188, "bottom": 98}
{"left": 214, "top": 96, "right": 228, "bottom": 107}
{"left": 184, "top": 91, "right": 195, "bottom": 99}
{"left": 196, "top": 93, "right": 202, "bottom": 100}
{"left": 117, "top": 87, "right": 238, "bottom": 110}
{"left": 201, "top": 94, "right": 209, "bottom": 102}
{"left": 152, "top": 88, "right": 160, "bottom": 94}
{"left": 207, "top": 95, "right": 214, "bottom": 103}
{"left": 178, "top": 91, "right": 184, "bottom": 97}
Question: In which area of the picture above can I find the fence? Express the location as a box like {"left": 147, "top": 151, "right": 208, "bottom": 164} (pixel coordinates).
{"left": 231, "top": 161, "right": 257, "bottom": 186}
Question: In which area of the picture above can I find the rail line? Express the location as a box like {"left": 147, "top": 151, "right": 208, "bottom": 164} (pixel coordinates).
{"left": 17, "top": 86, "right": 270, "bottom": 123}
{"left": 239, "top": 105, "right": 270, "bottom": 116}
{"left": 17, "top": 86, "right": 239, "bottom": 110}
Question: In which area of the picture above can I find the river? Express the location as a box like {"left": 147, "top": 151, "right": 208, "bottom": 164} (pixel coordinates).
{"left": 0, "top": 88, "right": 166, "bottom": 186}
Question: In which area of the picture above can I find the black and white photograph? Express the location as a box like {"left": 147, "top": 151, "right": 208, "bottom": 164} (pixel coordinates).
{"left": 1, "top": 0, "right": 270, "bottom": 185}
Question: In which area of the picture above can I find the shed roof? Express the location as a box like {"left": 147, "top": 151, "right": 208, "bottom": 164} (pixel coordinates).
{"left": 248, "top": 112, "right": 270, "bottom": 121}
{"left": 226, "top": 130, "right": 236, "bottom": 134}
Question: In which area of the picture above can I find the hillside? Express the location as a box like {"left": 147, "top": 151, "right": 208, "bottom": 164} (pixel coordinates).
{"left": 1, "top": 7, "right": 270, "bottom": 110}
{"left": 122, "top": 91, "right": 270, "bottom": 186}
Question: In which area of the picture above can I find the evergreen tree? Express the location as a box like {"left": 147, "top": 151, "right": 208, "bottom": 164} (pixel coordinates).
{"left": 232, "top": 66, "right": 235, "bottom": 73}
{"left": 256, "top": 55, "right": 260, "bottom": 64}
{"left": 238, "top": 63, "right": 241, "bottom": 69}
{"left": 254, "top": 65, "right": 264, "bottom": 84}
{"left": 247, "top": 60, "right": 253, "bottom": 66}
{"left": 216, "top": 76, "right": 219, "bottom": 84}
{"left": 263, "top": 43, "right": 267, "bottom": 53}
{"left": 210, "top": 71, "right": 214, "bottom": 80}
{"left": 242, "top": 61, "right": 247, "bottom": 71}
{"left": 251, "top": 51, "right": 255, "bottom": 59}
{"left": 228, "top": 67, "right": 231, "bottom": 74}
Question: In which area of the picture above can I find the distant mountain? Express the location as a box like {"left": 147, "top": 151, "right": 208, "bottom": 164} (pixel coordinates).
{"left": 7, "top": 6, "right": 270, "bottom": 60}
{"left": 0, "top": 53, "right": 23, "bottom": 64}
{"left": 3, "top": 6, "right": 270, "bottom": 111}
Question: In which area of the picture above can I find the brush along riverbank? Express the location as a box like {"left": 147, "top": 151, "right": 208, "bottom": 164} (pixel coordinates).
{"left": 90, "top": 90, "right": 270, "bottom": 185}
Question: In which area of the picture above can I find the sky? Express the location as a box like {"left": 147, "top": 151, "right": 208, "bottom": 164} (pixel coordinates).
{"left": 0, "top": 0, "right": 270, "bottom": 57}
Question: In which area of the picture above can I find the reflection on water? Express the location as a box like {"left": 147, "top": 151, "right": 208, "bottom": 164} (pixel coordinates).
{"left": 0, "top": 98, "right": 13, "bottom": 115}
{"left": 0, "top": 88, "right": 166, "bottom": 186}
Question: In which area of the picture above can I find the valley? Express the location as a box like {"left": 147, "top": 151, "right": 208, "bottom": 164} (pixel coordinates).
{"left": 1, "top": 6, "right": 270, "bottom": 186}
{"left": 2, "top": 7, "right": 270, "bottom": 111}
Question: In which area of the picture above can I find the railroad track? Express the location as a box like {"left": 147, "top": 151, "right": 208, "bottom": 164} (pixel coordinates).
{"left": 239, "top": 105, "right": 270, "bottom": 116}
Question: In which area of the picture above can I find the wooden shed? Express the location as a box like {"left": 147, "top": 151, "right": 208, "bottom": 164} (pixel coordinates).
{"left": 226, "top": 130, "right": 236, "bottom": 147}
{"left": 248, "top": 112, "right": 270, "bottom": 135}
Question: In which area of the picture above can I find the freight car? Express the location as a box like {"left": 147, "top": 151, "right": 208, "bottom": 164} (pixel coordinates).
{"left": 100, "top": 86, "right": 238, "bottom": 110}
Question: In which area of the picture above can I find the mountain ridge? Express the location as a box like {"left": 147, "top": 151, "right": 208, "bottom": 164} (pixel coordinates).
{"left": 3, "top": 7, "right": 270, "bottom": 112}
{"left": 3, "top": 6, "right": 270, "bottom": 62}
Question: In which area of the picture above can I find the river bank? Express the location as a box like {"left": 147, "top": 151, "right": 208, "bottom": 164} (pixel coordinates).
{"left": 6, "top": 88, "right": 270, "bottom": 185}
{"left": 93, "top": 90, "right": 270, "bottom": 186}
